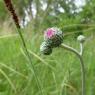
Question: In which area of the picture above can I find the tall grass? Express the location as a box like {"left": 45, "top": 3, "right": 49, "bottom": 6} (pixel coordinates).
{"left": 0, "top": 25, "right": 95, "bottom": 95}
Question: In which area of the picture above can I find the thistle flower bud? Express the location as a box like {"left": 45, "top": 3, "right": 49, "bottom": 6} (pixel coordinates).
{"left": 77, "top": 35, "right": 85, "bottom": 43}
{"left": 40, "top": 41, "right": 52, "bottom": 55}
{"left": 44, "top": 27, "right": 63, "bottom": 47}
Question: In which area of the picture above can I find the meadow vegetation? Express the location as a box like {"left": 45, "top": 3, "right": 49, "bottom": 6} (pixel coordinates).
{"left": 0, "top": 0, "right": 95, "bottom": 95}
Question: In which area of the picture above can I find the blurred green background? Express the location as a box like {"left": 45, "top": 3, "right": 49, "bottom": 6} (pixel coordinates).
{"left": 0, "top": 0, "right": 95, "bottom": 95}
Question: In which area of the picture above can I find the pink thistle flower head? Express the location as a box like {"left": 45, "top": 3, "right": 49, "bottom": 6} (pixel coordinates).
{"left": 44, "top": 27, "right": 63, "bottom": 47}
{"left": 44, "top": 28, "right": 55, "bottom": 39}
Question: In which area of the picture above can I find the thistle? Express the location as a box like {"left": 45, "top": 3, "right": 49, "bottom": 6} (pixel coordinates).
{"left": 44, "top": 27, "right": 63, "bottom": 48}
{"left": 40, "top": 41, "right": 52, "bottom": 55}
{"left": 40, "top": 27, "right": 86, "bottom": 95}
{"left": 77, "top": 35, "right": 86, "bottom": 43}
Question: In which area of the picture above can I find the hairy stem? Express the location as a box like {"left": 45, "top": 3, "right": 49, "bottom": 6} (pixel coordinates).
{"left": 80, "top": 43, "right": 84, "bottom": 56}
{"left": 61, "top": 43, "right": 85, "bottom": 95}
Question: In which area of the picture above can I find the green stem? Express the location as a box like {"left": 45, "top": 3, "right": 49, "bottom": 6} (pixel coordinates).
{"left": 79, "top": 55, "right": 85, "bottom": 95}
{"left": 61, "top": 43, "right": 85, "bottom": 95}
{"left": 3, "top": 0, "right": 44, "bottom": 94}
{"left": 17, "top": 28, "right": 44, "bottom": 95}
